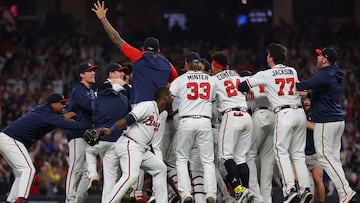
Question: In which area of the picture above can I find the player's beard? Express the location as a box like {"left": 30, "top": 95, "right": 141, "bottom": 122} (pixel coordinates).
{"left": 165, "top": 101, "right": 172, "bottom": 111}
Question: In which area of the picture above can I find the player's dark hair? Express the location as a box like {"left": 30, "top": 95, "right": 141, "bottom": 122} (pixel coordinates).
{"left": 211, "top": 51, "right": 229, "bottom": 67}
{"left": 121, "top": 61, "right": 133, "bottom": 74}
{"left": 266, "top": 43, "right": 287, "bottom": 64}
{"left": 154, "top": 87, "right": 170, "bottom": 101}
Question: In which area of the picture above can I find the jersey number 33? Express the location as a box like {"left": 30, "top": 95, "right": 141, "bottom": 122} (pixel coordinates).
{"left": 187, "top": 82, "right": 210, "bottom": 100}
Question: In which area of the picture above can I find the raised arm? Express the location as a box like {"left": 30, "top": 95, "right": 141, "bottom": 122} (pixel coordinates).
{"left": 92, "top": 1, "right": 126, "bottom": 49}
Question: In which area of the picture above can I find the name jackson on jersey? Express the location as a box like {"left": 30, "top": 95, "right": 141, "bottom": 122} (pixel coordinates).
{"left": 272, "top": 68, "right": 294, "bottom": 76}
{"left": 142, "top": 115, "right": 160, "bottom": 132}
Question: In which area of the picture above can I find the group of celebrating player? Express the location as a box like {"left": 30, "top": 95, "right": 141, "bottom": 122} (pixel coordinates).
{"left": 90, "top": 1, "right": 358, "bottom": 203}
{"left": 0, "top": 1, "right": 358, "bottom": 203}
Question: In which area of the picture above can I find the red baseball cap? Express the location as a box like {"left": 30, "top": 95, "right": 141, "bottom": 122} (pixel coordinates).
{"left": 315, "top": 47, "right": 338, "bottom": 63}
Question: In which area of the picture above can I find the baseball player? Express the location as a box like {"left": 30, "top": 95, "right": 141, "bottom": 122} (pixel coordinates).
{"left": 184, "top": 57, "right": 234, "bottom": 203}
{"left": 238, "top": 43, "right": 312, "bottom": 203}
{"left": 105, "top": 62, "right": 128, "bottom": 92}
{"left": 86, "top": 79, "right": 130, "bottom": 202}
{"left": 96, "top": 87, "right": 172, "bottom": 203}
{"left": 0, "top": 93, "right": 91, "bottom": 203}
{"left": 296, "top": 47, "right": 357, "bottom": 203}
{"left": 302, "top": 95, "right": 325, "bottom": 203}
{"left": 169, "top": 52, "right": 217, "bottom": 203}
{"left": 66, "top": 62, "right": 97, "bottom": 203}
{"left": 211, "top": 51, "right": 253, "bottom": 202}
{"left": 247, "top": 83, "right": 275, "bottom": 203}
{"left": 92, "top": 2, "right": 178, "bottom": 200}
{"left": 92, "top": 0, "right": 178, "bottom": 106}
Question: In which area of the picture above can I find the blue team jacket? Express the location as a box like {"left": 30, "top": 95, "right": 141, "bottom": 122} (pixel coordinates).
{"left": 66, "top": 82, "right": 94, "bottom": 140}
{"left": 2, "top": 104, "right": 91, "bottom": 148}
{"left": 296, "top": 65, "right": 344, "bottom": 123}
{"left": 130, "top": 53, "right": 171, "bottom": 104}
{"left": 92, "top": 88, "right": 130, "bottom": 142}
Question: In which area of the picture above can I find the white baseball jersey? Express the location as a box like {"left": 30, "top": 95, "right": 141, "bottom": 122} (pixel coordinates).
{"left": 125, "top": 101, "right": 161, "bottom": 147}
{"left": 249, "top": 85, "right": 272, "bottom": 110}
{"left": 246, "top": 64, "right": 302, "bottom": 108}
{"left": 169, "top": 71, "right": 215, "bottom": 117}
{"left": 212, "top": 70, "right": 248, "bottom": 111}
{"left": 246, "top": 64, "right": 310, "bottom": 197}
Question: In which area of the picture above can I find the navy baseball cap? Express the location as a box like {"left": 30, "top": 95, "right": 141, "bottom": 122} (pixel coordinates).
{"left": 315, "top": 47, "right": 338, "bottom": 63}
{"left": 185, "top": 52, "right": 200, "bottom": 63}
{"left": 105, "top": 63, "right": 127, "bottom": 76}
{"left": 47, "top": 93, "right": 70, "bottom": 104}
{"left": 200, "top": 58, "right": 211, "bottom": 72}
{"left": 77, "top": 62, "right": 98, "bottom": 75}
{"left": 143, "top": 37, "right": 159, "bottom": 52}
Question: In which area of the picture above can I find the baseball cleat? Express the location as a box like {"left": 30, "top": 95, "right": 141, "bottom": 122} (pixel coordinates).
{"left": 133, "top": 195, "right": 148, "bottom": 203}
{"left": 299, "top": 188, "right": 313, "bottom": 203}
{"left": 283, "top": 188, "right": 298, "bottom": 203}
{"left": 234, "top": 185, "right": 250, "bottom": 203}
{"left": 147, "top": 195, "right": 156, "bottom": 203}
{"left": 347, "top": 191, "right": 358, "bottom": 203}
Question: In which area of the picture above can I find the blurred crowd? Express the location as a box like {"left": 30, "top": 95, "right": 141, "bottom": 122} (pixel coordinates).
{"left": 1, "top": 7, "right": 360, "bottom": 197}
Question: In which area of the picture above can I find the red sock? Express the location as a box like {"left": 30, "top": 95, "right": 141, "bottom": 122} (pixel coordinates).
{"left": 16, "top": 197, "right": 26, "bottom": 202}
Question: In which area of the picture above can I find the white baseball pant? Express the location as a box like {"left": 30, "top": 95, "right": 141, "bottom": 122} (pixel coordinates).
{"left": 274, "top": 108, "right": 310, "bottom": 196}
{"left": 0, "top": 132, "right": 35, "bottom": 203}
{"left": 248, "top": 109, "right": 275, "bottom": 203}
{"left": 129, "top": 111, "right": 168, "bottom": 199}
{"left": 66, "top": 137, "right": 90, "bottom": 203}
{"left": 176, "top": 117, "right": 217, "bottom": 201}
{"left": 218, "top": 111, "right": 252, "bottom": 165}
{"left": 314, "top": 121, "right": 356, "bottom": 202}
{"left": 86, "top": 141, "right": 120, "bottom": 203}
{"left": 107, "top": 136, "right": 168, "bottom": 203}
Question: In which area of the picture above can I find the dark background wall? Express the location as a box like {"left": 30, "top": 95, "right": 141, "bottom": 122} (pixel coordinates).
{"left": 1, "top": 0, "right": 359, "bottom": 33}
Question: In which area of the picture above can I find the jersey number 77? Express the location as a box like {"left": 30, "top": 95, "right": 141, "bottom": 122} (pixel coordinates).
{"left": 275, "top": 77, "right": 295, "bottom": 96}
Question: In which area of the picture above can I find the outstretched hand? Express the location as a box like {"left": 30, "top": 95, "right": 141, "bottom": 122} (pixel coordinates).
{"left": 92, "top": 0, "right": 108, "bottom": 20}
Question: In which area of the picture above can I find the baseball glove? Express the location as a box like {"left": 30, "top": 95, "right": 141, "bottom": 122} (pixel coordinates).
{"left": 82, "top": 129, "right": 100, "bottom": 146}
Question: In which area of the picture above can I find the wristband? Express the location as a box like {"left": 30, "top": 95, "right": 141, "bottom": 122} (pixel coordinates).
{"left": 110, "top": 123, "right": 121, "bottom": 132}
